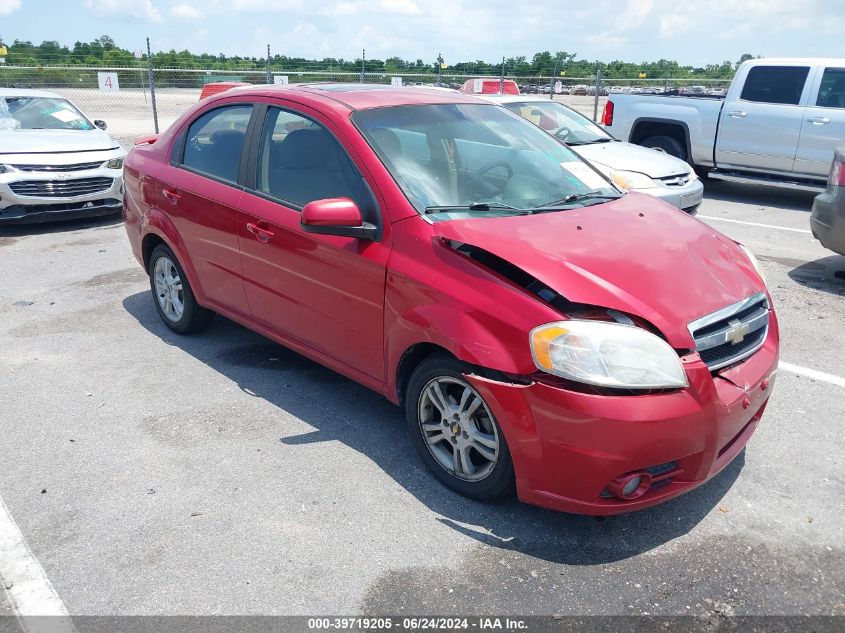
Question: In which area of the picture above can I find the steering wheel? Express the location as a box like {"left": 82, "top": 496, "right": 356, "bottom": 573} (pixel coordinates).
{"left": 466, "top": 161, "right": 514, "bottom": 198}
{"left": 552, "top": 126, "right": 572, "bottom": 140}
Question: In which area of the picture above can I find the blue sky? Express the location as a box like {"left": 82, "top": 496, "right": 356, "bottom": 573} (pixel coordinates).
{"left": 1, "top": 0, "right": 843, "bottom": 65}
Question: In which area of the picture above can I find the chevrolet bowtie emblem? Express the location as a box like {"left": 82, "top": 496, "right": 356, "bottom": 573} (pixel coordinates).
{"left": 726, "top": 319, "right": 750, "bottom": 345}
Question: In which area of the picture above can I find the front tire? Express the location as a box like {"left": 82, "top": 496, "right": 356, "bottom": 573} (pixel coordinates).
{"left": 641, "top": 135, "right": 688, "bottom": 163}
{"left": 405, "top": 354, "right": 515, "bottom": 500}
{"left": 148, "top": 244, "right": 214, "bottom": 334}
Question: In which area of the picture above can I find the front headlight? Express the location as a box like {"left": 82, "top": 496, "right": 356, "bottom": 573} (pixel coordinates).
{"left": 610, "top": 170, "right": 656, "bottom": 190}
{"left": 104, "top": 157, "right": 124, "bottom": 169}
{"left": 739, "top": 244, "right": 766, "bottom": 284}
{"left": 530, "top": 320, "right": 688, "bottom": 389}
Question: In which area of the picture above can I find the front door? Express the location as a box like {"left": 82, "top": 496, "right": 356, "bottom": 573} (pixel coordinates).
{"left": 238, "top": 105, "right": 389, "bottom": 381}
{"left": 795, "top": 66, "right": 845, "bottom": 178}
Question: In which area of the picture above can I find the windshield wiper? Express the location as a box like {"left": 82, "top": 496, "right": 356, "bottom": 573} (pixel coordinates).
{"left": 424, "top": 202, "right": 527, "bottom": 215}
{"left": 567, "top": 138, "right": 613, "bottom": 146}
{"left": 531, "top": 191, "right": 622, "bottom": 212}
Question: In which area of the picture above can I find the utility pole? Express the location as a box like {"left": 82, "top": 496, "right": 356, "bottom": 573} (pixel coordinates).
{"left": 593, "top": 61, "right": 602, "bottom": 122}
{"left": 266, "top": 44, "right": 271, "bottom": 84}
{"left": 146, "top": 37, "right": 159, "bottom": 134}
{"left": 499, "top": 56, "right": 505, "bottom": 94}
{"left": 437, "top": 52, "right": 443, "bottom": 83}
{"left": 360, "top": 49, "right": 365, "bottom": 83}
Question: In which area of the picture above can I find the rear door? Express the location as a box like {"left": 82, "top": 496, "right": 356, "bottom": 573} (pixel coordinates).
{"left": 237, "top": 103, "right": 390, "bottom": 381}
{"left": 794, "top": 65, "right": 845, "bottom": 178}
{"left": 716, "top": 64, "right": 812, "bottom": 172}
{"left": 163, "top": 103, "right": 254, "bottom": 312}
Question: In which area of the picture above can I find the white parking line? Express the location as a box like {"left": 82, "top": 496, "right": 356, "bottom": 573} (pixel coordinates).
{"left": 0, "top": 495, "right": 76, "bottom": 632}
{"left": 699, "top": 215, "right": 813, "bottom": 234}
{"left": 779, "top": 361, "right": 845, "bottom": 388}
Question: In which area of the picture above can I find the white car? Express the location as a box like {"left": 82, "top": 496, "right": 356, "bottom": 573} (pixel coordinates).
{"left": 0, "top": 88, "right": 126, "bottom": 224}
{"left": 479, "top": 94, "right": 704, "bottom": 214}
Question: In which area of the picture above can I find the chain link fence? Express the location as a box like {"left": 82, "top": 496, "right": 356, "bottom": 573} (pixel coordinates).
{"left": 1, "top": 64, "right": 733, "bottom": 146}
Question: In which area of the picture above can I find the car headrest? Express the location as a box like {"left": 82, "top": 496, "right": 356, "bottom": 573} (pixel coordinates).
{"left": 277, "top": 128, "right": 333, "bottom": 169}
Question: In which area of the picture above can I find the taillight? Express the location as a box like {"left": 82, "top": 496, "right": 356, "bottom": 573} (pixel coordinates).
{"left": 830, "top": 157, "right": 845, "bottom": 187}
{"left": 601, "top": 100, "right": 614, "bottom": 126}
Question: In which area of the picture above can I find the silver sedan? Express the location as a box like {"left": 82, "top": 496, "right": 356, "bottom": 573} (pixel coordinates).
{"left": 0, "top": 88, "right": 126, "bottom": 225}
{"left": 479, "top": 94, "right": 704, "bottom": 214}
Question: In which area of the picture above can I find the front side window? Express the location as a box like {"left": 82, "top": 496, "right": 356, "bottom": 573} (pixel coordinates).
{"left": 181, "top": 105, "right": 253, "bottom": 183}
{"left": 0, "top": 96, "right": 93, "bottom": 131}
{"left": 255, "top": 107, "right": 369, "bottom": 210}
{"left": 353, "top": 103, "right": 618, "bottom": 219}
{"left": 816, "top": 68, "right": 845, "bottom": 108}
{"left": 740, "top": 66, "right": 810, "bottom": 105}
{"left": 504, "top": 101, "right": 614, "bottom": 145}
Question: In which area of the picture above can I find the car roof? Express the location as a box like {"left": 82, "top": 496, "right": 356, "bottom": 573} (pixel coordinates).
{"left": 475, "top": 94, "right": 559, "bottom": 104}
{"left": 213, "top": 82, "right": 486, "bottom": 111}
{"left": 0, "top": 87, "right": 64, "bottom": 99}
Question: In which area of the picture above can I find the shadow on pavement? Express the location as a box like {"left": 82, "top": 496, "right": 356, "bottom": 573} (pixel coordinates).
{"left": 702, "top": 179, "right": 817, "bottom": 212}
{"left": 787, "top": 254, "right": 845, "bottom": 297}
{"left": 0, "top": 212, "right": 122, "bottom": 238}
{"left": 122, "top": 290, "right": 743, "bottom": 566}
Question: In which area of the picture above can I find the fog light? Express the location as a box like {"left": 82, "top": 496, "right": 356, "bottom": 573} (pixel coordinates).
{"left": 607, "top": 471, "right": 652, "bottom": 500}
{"left": 622, "top": 476, "right": 642, "bottom": 497}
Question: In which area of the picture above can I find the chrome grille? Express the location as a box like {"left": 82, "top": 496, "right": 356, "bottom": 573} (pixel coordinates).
{"left": 688, "top": 292, "right": 770, "bottom": 371}
{"left": 10, "top": 162, "right": 104, "bottom": 172}
{"left": 9, "top": 177, "right": 114, "bottom": 198}
{"left": 657, "top": 173, "right": 692, "bottom": 187}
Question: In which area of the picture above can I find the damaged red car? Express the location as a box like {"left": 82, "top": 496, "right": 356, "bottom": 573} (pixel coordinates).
{"left": 123, "top": 84, "right": 778, "bottom": 515}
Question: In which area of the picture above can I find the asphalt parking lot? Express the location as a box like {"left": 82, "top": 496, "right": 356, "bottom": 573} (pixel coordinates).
{"left": 0, "top": 179, "right": 843, "bottom": 622}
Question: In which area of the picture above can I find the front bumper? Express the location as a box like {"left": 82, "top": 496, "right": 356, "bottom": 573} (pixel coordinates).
{"left": 810, "top": 190, "right": 845, "bottom": 256}
{"left": 634, "top": 177, "right": 704, "bottom": 215}
{"left": 0, "top": 163, "right": 124, "bottom": 225}
{"left": 465, "top": 319, "right": 779, "bottom": 515}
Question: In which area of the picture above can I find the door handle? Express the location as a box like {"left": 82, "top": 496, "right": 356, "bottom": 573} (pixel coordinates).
{"left": 246, "top": 222, "right": 274, "bottom": 243}
{"left": 726, "top": 110, "right": 747, "bottom": 118}
{"left": 161, "top": 188, "right": 180, "bottom": 204}
{"left": 808, "top": 116, "right": 830, "bottom": 125}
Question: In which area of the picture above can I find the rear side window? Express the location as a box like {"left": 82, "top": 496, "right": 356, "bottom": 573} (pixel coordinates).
{"left": 181, "top": 105, "right": 253, "bottom": 183}
{"left": 740, "top": 66, "right": 810, "bottom": 105}
{"left": 816, "top": 68, "right": 845, "bottom": 108}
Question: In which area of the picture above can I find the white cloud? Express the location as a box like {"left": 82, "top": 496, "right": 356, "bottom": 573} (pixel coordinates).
{"left": 170, "top": 3, "right": 203, "bottom": 20}
{"left": 83, "top": 0, "right": 162, "bottom": 22}
{"left": 326, "top": 2, "right": 357, "bottom": 16}
{"left": 659, "top": 14, "right": 691, "bottom": 37}
{"left": 0, "top": 0, "right": 22, "bottom": 16}
{"left": 380, "top": 0, "right": 420, "bottom": 15}
{"left": 614, "top": 0, "right": 654, "bottom": 30}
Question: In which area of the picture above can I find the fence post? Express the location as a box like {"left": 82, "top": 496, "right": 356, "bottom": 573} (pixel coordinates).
{"left": 266, "top": 44, "right": 271, "bottom": 84}
{"left": 360, "top": 49, "right": 365, "bottom": 83}
{"left": 593, "top": 64, "right": 602, "bottom": 122}
{"left": 499, "top": 56, "right": 505, "bottom": 94}
{"left": 146, "top": 37, "right": 159, "bottom": 134}
{"left": 550, "top": 59, "right": 558, "bottom": 100}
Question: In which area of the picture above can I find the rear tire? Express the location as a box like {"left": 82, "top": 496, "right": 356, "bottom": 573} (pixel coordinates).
{"left": 148, "top": 244, "right": 214, "bottom": 334}
{"left": 641, "top": 135, "right": 688, "bottom": 163}
{"left": 405, "top": 353, "right": 515, "bottom": 500}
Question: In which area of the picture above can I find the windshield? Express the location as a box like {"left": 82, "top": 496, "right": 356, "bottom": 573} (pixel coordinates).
{"left": 503, "top": 101, "right": 614, "bottom": 144}
{"left": 352, "top": 103, "right": 618, "bottom": 219}
{"left": 0, "top": 96, "right": 94, "bottom": 131}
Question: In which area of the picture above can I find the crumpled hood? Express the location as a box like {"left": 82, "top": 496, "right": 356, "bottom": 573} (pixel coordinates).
{"left": 433, "top": 193, "right": 764, "bottom": 348}
{"left": 0, "top": 129, "right": 120, "bottom": 155}
{"left": 573, "top": 141, "right": 691, "bottom": 179}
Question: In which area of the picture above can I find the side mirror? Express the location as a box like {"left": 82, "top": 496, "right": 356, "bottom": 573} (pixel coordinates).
{"left": 301, "top": 198, "right": 378, "bottom": 240}
{"left": 94, "top": 119, "right": 107, "bottom": 130}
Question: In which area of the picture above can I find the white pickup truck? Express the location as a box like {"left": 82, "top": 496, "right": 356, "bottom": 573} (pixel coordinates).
{"left": 602, "top": 58, "right": 845, "bottom": 191}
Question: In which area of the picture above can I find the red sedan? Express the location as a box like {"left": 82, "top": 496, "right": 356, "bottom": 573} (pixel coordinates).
{"left": 123, "top": 84, "right": 778, "bottom": 515}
